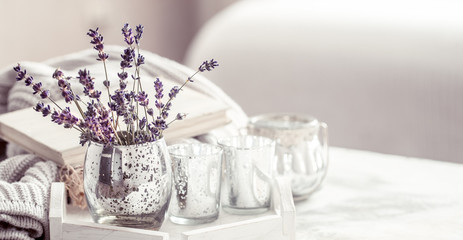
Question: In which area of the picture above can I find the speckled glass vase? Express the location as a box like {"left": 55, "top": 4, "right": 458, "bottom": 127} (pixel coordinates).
{"left": 83, "top": 139, "right": 172, "bottom": 229}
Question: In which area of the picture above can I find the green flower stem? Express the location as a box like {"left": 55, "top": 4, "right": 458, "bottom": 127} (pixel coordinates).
{"left": 166, "top": 116, "right": 184, "bottom": 127}
{"left": 161, "top": 70, "right": 199, "bottom": 114}
{"left": 135, "top": 46, "right": 150, "bottom": 136}
{"left": 102, "top": 59, "right": 119, "bottom": 140}
{"left": 45, "top": 95, "right": 63, "bottom": 111}
{"left": 72, "top": 99, "right": 85, "bottom": 119}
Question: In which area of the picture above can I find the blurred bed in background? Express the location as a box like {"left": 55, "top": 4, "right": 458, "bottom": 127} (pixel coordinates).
{"left": 184, "top": 0, "right": 463, "bottom": 163}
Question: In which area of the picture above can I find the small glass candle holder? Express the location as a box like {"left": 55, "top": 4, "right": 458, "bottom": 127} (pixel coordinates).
{"left": 248, "top": 113, "right": 329, "bottom": 201}
{"left": 218, "top": 135, "right": 275, "bottom": 215}
{"left": 168, "top": 143, "right": 223, "bottom": 225}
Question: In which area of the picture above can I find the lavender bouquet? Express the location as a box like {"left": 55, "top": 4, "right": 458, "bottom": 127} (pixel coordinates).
{"left": 13, "top": 23, "right": 218, "bottom": 147}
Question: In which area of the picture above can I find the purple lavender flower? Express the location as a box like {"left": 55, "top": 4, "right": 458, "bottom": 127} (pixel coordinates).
{"left": 136, "top": 91, "right": 149, "bottom": 107}
{"left": 118, "top": 72, "right": 128, "bottom": 81}
{"left": 160, "top": 102, "right": 171, "bottom": 119}
{"left": 161, "top": 111, "right": 168, "bottom": 119}
{"left": 123, "top": 110, "right": 135, "bottom": 125}
{"left": 136, "top": 54, "right": 145, "bottom": 66}
{"left": 154, "top": 117, "right": 167, "bottom": 130}
{"left": 53, "top": 69, "right": 64, "bottom": 79}
{"left": 32, "top": 82, "right": 42, "bottom": 95}
{"left": 153, "top": 78, "right": 164, "bottom": 110}
{"left": 53, "top": 69, "right": 69, "bottom": 88}
{"left": 93, "top": 106, "right": 115, "bottom": 143}
{"left": 135, "top": 24, "right": 144, "bottom": 44}
{"left": 52, "top": 69, "right": 77, "bottom": 102}
{"left": 25, "top": 76, "right": 33, "bottom": 86}
{"left": 16, "top": 71, "right": 26, "bottom": 81}
{"left": 33, "top": 102, "right": 44, "bottom": 112}
{"left": 87, "top": 28, "right": 98, "bottom": 38}
{"left": 14, "top": 64, "right": 26, "bottom": 81}
{"left": 98, "top": 52, "right": 109, "bottom": 61}
{"left": 147, "top": 123, "right": 160, "bottom": 139}
{"left": 134, "top": 132, "right": 148, "bottom": 144}
{"left": 57, "top": 79, "right": 67, "bottom": 88}
{"left": 61, "top": 89, "right": 74, "bottom": 103}
{"left": 85, "top": 101, "right": 97, "bottom": 118}
{"left": 126, "top": 91, "right": 136, "bottom": 101}
{"left": 169, "top": 86, "right": 180, "bottom": 99}
{"left": 199, "top": 59, "right": 219, "bottom": 72}
{"left": 154, "top": 78, "right": 163, "bottom": 99}
{"left": 13, "top": 64, "right": 21, "bottom": 73}
{"left": 41, "top": 105, "right": 51, "bottom": 117}
{"left": 77, "top": 69, "right": 91, "bottom": 84}
{"left": 51, "top": 107, "right": 80, "bottom": 128}
{"left": 77, "top": 69, "right": 101, "bottom": 99}
{"left": 87, "top": 27, "right": 109, "bottom": 61}
{"left": 40, "top": 90, "right": 50, "bottom": 99}
{"left": 121, "top": 23, "right": 134, "bottom": 45}
{"left": 119, "top": 80, "right": 127, "bottom": 90}
{"left": 14, "top": 65, "right": 43, "bottom": 92}
{"left": 89, "top": 90, "right": 102, "bottom": 99}
{"left": 108, "top": 101, "right": 117, "bottom": 112}
{"left": 79, "top": 131, "right": 93, "bottom": 146}
{"left": 110, "top": 90, "right": 127, "bottom": 116}
{"left": 176, "top": 113, "right": 186, "bottom": 120}
{"left": 139, "top": 117, "right": 147, "bottom": 130}
{"left": 34, "top": 102, "right": 52, "bottom": 117}
{"left": 120, "top": 48, "right": 135, "bottom": 69}
{"left": 147, "top": 108, "right": 154, "bottom": 116}
{"left": 98, "top": 108, "right": 110, "bottom": 122}
{"left": 15, "top": 66, "right": 56, "bottom": 110}
{"left": 155, "top": 101, "right": 164, "bottom": 111}
{"left": 80, "top": 113, "right": 113, "bottom": 145}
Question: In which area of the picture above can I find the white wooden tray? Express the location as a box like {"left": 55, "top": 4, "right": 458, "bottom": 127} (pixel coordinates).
{"left": 49, "top": 177, "right": 295, "bottom": 240}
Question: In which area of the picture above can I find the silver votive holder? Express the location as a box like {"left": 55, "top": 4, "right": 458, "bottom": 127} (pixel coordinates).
{"left": 218, "top": 135, "right": 275, "bottom": 215}
{"left": 168, "top": 143, "right": 223, "bottom": 225}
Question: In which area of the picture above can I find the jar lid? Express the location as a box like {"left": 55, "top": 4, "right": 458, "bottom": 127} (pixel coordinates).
{"left": 248, "top": 113, "right": 319, "bottom": 131}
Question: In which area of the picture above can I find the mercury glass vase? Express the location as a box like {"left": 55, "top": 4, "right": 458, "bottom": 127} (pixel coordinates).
{"left": 83, "top": 139, "right": 172, "bottom": 229}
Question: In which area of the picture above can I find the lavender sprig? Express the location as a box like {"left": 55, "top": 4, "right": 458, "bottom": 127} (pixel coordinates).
{"left": 135, "top": 25, "right": 144, "bottom": 44}
{"left": 159, "top": 59, "right": 220, "bottom": 120}
{"left": 87, "top": 28, "right": 109, "bottom": 61}
{"left": 77, "top": 69, "right": 101, "bottom": 99}
{"left": 14, "top": 64, "right": 63, "bottom": 111}
{"left": 198, "top": 59, "right": 219, "bottom": 73}
{"left": 121, "top": 23, "right": 150, "bottom": 142}
{"left": 34, "top": 102, "right": 51, "bottom": 117}
{"left": 51, "top": 107, "right": 80, "bottom": 129}
{"left": 87, "top": 27, "right": 122, "bottom": 145}
{"left": 87, "top": 28, "right": 112, "bottom": 101}
{"left": 52, "top": 69, "right": 74, "bottom": 103}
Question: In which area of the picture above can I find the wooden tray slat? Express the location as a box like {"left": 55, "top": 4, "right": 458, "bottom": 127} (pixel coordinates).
{"left": 49, "top": 177, "right": 295, "bottom": 240}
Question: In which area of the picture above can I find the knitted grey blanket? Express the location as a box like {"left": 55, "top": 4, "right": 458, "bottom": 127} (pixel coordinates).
{"left": 0, "top": 155, "right": 57, "bottom": 240}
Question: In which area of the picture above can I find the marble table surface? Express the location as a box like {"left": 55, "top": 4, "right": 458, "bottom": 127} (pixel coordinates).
{"left": 294, "top": 148, "right": 463, "bottom": 240}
